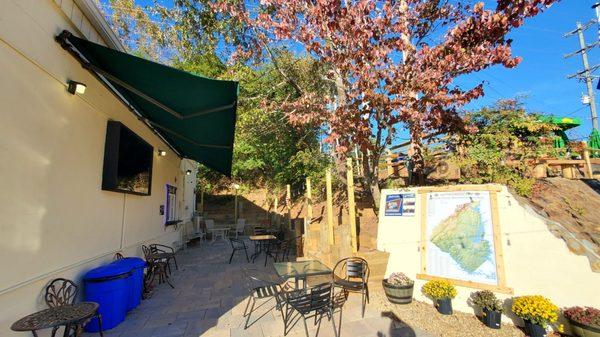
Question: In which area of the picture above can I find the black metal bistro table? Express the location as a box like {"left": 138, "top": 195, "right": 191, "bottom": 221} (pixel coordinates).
{"left": 249, "top": 234, "right": 277, "bottom": 264}
{"left": 11, "top": 302, "right": 100, "bottom": 337}
{"left": 273, "top": 260, "right": 332, "bottom": 289}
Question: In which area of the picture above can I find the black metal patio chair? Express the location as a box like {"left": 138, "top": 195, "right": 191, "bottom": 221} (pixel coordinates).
{"left": 332, "top": 257, "right": 370, "bottom": 317}
{"left": 142, "top": 245, "right": 174, "bottom": 289}
{"left": 242, "top": 268, "right": 292, "bottom": 330}
{"left": 279, "top": 282, "right": 339, "bottom": 337}
{"left": 229, "top": 238, "right": 250, "bottom": 264}
{"left": 45, "top": 278, "right": 104, "bottom": 337}
{"left": 149, "top": 243, "right": 178, "bottom": 272}
{"left": 265, "top": 239, "right": 292, "bottom": 265}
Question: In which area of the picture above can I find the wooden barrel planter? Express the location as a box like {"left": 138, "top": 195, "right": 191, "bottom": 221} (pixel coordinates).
{"left": 382, "top": 279, "right": 414, "bottom": 304}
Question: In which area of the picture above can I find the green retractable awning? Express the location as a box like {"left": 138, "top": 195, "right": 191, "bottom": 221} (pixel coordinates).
{"left": 56, "top": 30, "right": 237, "bottom": 176}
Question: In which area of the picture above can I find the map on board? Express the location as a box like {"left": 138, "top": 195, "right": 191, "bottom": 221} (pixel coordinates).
{"left": 425, "top": 191, "right": 498, "bottom": 285}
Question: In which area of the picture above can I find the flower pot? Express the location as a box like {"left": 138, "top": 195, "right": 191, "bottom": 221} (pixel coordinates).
{"left": 436, "top": 298, "right": 453, "bottom": 315}
{"left": 382, "top": 279, "right": 414, "bottom": 304}
{"left": 524, "top": 320, "right": 547, "bottom": 337}
{"left": 482, "top": 308, "right": 501, "bottom": 329}
{"left": 569, "top": 319, "right": 600, "bottom": 337}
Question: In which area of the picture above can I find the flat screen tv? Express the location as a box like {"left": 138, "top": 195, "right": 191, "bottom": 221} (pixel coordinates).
{"left": 102, "top": 121, "right": 153, "bottom": 195}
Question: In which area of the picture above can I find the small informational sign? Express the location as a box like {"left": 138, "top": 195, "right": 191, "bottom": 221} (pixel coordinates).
{"left": 385, "top": 193, "right": 416, "bottom": 216}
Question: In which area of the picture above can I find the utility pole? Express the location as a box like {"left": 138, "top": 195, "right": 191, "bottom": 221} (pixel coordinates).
{"left": 565, "top": 21, "right": 600, "bottom": 130}
{"left": 593, "top": 3, "right": 600, "bottom": 42}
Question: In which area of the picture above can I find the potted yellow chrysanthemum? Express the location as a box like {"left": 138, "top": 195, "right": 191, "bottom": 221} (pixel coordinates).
{"left": 422, "top": 280, "right": 457, "bottom": 315}
{"left": 512, "top": 295, "right": 559, "bottom": 337}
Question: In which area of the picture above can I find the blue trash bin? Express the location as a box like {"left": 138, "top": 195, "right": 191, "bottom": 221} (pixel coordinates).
{"left": 110, "top": 257, "right": 146, "bottom": 311}
{"left": 83, "top": 263, "right": 132, "bottom": 332}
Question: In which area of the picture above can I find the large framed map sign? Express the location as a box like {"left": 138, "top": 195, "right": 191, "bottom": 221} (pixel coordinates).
{"left": 417, "top": 186, "right": 512, "bottom": 294}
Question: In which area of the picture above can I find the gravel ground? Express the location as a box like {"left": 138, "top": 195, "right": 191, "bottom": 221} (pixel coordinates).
{"left": 370, "top": 285, "right": 563, "bottom": 337}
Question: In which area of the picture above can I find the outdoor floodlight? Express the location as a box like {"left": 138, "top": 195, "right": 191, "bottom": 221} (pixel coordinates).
{"left": 67, "top": 80, "right": 86, "bottom": 95}
{"left": 158, "top": 149, "right": 167, "bottom": 156}
{"left": 233, "top": 183, "right": 240, "bottom": 190}
{"left": 186, "top": 170, "right": 192, "bottom": 175}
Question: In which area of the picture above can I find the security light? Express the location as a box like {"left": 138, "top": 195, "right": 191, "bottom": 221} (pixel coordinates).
{"left": 67, "top": 80, "right": 86, "bottom": 95}
{"left": 158, "top": 149, "right": 167, "bottom": 156}
{"left": 186, "top": 170, "right": 192, "bottom": 175}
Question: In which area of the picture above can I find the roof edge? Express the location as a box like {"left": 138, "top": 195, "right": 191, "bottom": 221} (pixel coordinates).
{"left": 74, "top": 0, "right": 126, "bottom": 51}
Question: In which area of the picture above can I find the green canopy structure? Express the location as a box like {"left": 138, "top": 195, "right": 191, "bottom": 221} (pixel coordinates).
{"left": 56, "top": 30, "right": 238, "bottom": 176}
{"left": 540, "top": 116, "right": 582, "bottom": 149}
{"left": 589, "top": 129, "right": 600, "bottom": 157}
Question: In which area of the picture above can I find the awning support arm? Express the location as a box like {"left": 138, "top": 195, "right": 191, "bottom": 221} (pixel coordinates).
{"left": 85, "top": 64, "right": 184, "bottom": 119}
{"left": 144, "top": 119, "right": 232, "bottom": 149}
{"left": 57, "top": 30, "right": 186, "bottom": 120}
{"left": 58, "top": 31, "right": 236, "bottom": 121}
{"left": 183, "top": 102, "right": 237, "bottom": 119}
{"left": 55, "top": 31, "right": 183, "bottom": 157}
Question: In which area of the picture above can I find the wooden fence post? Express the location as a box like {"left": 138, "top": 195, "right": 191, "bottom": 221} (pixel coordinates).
{"left": 326, "top": 168, "right": 335, "bottom": 245}
{"left": 306, "top": 178, "right": 313, "bottom": 222}
{"left": 583, "top": 141, "right": 594, "bottom": 179}
{"left": 304, "top": 177, "right": 312, "bottom": 250}
{"left": 346, "top": 158, "right": 358, "bottom": 253}
{"left": 286, "top": 184, "right": 291, "bottom": 230}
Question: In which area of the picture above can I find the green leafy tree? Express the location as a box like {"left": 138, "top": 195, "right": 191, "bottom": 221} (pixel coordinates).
{"left": 102, "top": 1, "right": 330, "bottom": 193}
{"left": 449, "top": 99, "right": 557, "bottom": 196}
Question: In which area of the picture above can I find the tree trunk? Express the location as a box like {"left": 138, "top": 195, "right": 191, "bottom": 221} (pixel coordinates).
{"left": 331, "top": 68, "right": 349, "bottom": 171}
{"left": 409, "top": 124, "right": 425, "bottom": 185}
{"left": 361, "top": 150, "right": 381, "bottom": 210}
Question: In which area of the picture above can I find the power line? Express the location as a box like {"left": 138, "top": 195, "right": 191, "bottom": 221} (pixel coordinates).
{"left": 564, "top": 105, "right": 587, "bottom": 117}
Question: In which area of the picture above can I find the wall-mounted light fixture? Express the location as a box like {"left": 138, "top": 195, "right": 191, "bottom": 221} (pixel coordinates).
{"left": 67, "top": 80, "right": 86, "bottom": 95}
{"left": 158, "top": 149, "right": 167, "bottom": 156}
{"left": 186, "top": 169, "right": 192, "bottom": 175}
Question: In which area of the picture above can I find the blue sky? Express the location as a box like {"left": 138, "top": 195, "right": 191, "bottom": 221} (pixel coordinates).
{"left": 459, "top": 0, "right": 600, "bottom": 141}
{"left": 101, "top": 0, "right": 600, "bottom": 143}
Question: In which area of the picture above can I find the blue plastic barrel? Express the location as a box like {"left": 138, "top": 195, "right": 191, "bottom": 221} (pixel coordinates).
{"left": 83, "top": 263, "right": 131, "bottom": 332}
{"left": 110, "top": 257, "right": 146, "bottom": 310}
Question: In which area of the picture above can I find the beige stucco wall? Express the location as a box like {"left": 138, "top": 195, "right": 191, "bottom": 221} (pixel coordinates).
{"left": 378, "top": 185, "right": 600, "bottom": 326}
{"left": 0, "top": 0, "right": 196, "bottom": 335}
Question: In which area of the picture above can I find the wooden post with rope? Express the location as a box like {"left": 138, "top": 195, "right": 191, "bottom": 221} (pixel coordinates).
{"left": 346, "top": 158, "right": 358, "bottom": 253}
{"left": 326, "top": 168, "right": 335, "bottom": 245}
{"left": 306, "top": 177, "right": 313, "bottom": 223}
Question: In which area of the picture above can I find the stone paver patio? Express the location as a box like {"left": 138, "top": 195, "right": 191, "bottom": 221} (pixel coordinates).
{"left": 84, "top": 240, "right": 435, "bottom": 337}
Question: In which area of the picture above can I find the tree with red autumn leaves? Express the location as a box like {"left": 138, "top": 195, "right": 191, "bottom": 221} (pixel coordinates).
{"left": 212, "top": 0, "right": 557, "bottom": 204}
